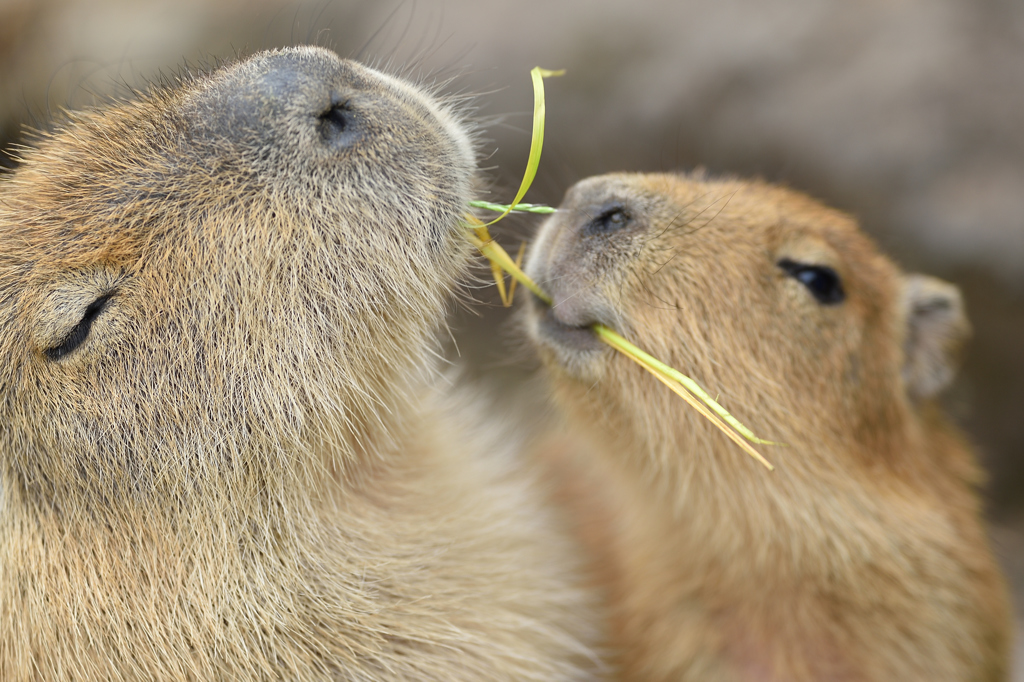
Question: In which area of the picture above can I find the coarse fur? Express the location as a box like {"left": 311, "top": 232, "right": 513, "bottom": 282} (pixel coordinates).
{"left": 0, "top": 47, "right": 603, "bottom": 680}
{"left": 523, "top": 172, "right": 1010, "bottom": 681}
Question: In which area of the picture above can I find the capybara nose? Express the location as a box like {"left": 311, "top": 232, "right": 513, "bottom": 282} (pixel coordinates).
{"left": 180, "top": 46, "right": 475, "bottom": 259}
{"left": 187, "top": 49, "right": 368, "bottom": 153}
{"left": 525, "top": 176, "right": 647, "bottom": 324}
{"left": 313, "top": 97, "right": 359, "bottom": 149}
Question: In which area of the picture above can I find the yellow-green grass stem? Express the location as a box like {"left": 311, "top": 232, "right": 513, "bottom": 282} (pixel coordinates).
{"left": 592, "top": 326, "right": 780, "bottom": 448}
{"left": 593, "top": 324, "right": 775, "bottom": 470}
{"left": 479, "top": 67, "right": 565, "bottom": 227}
{"left": 464, "top": 216, "right": 551, "bottom": 304}
{"left": 468, "top": 200, "right": 556, "bottom": 215}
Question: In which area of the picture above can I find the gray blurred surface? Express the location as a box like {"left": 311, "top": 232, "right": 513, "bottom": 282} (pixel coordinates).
{"left": 3, "top": 0, "right": 1022, "bottom": 670}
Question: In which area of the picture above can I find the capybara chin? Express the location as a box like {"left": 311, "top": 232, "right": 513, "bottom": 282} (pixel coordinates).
{"left": 524, "top": 172, "right": 1010, "bottom": 681}
{"left": 0, "top": 47, "right": 602, "bottom": 680}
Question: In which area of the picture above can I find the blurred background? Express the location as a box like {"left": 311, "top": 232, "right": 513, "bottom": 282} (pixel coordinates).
{"left": 2, "top": 0, "right": 1022, "bottom": 670}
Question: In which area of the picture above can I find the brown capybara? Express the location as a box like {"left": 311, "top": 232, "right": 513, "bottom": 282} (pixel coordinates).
{"left": 0, "top": 46, "right": 603, "bottom": 680}
{"left": 523, "top": 171, "right": 1010, "bottom": 681}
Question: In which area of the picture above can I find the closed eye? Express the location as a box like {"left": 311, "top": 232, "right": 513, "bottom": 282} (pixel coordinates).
{"left": 44, "top": 292, "right": 115, "bottom": 361}
{"left": 777, "top": 259, "right": 845, "bottom": 305}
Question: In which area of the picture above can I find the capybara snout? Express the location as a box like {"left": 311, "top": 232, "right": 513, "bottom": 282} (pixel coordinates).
{"left": 185, "top": 49, "right": 476, "bottom": 244}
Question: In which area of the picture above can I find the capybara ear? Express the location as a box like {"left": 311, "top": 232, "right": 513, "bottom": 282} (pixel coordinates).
{"left": 902, "top": 274, "right": 971, "bottom": 399}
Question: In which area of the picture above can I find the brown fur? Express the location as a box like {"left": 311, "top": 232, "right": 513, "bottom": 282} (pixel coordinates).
{"left": 0, "top": 47, "right": 603, "bottom": 680}
{"left": 523, "top": 172, "right": 1010, "bottom": 681}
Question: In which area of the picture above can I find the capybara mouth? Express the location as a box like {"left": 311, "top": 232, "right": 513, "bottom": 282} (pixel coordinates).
{"left": 532, "top": 294, "right": 606, "bottom": 353}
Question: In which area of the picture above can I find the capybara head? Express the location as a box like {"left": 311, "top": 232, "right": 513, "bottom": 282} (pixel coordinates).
{"left": 524, "top": 172, "right": 969, "bottom": 482}
{"left": 0, "top": 47, "right": 475, "bottom": 515}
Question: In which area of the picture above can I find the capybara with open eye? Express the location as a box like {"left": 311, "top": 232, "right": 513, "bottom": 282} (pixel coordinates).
{"left": 523, "top": 171, "right": 1010, "bottom": 681}
{"left": 0, "top": 46, "right": 603, "bottom": 680}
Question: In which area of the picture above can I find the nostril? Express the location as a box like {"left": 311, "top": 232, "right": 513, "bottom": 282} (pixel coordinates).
{"left": 585, "top": 203, "right": 631, "bottom": 235}
{"left": 318, "top": 100, "right": 355, "bottom": 144}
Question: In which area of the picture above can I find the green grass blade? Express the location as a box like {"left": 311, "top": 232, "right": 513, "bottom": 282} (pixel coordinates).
{"left": 469, "top": 200, "right": 557, "bottom": 214}
{"left": 483, "top": 67, "right": 565, "bottom": 227}
{"left": 637, "top": 358, "right": 774, "bottom": 470}
{"left": 463, "top": 218, "right": 552, "bottom": 304}
{"left": 593, "top": 324, "right": 781, "bottom": 447}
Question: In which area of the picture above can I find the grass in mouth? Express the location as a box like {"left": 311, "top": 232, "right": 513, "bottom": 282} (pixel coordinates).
{"left": 465, "top": 68, "right": 776, "bottom": 471}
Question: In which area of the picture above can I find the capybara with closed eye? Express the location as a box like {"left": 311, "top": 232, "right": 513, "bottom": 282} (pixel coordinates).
{"left": 524, "top": 171, "right": 1010, "bottom": 681}
{"left": 0, "top": 46, "right": 603, "bottom": 681}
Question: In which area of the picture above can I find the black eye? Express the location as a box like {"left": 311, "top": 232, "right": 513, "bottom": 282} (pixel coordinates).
{"left": 44, "top": 292, "right": 115, "bottom": 361}
{"left": 586, "top": 204, "right": 630, "bottom": 235}
{"left": 777, "top": 259, "right": 845, "bottom": 305}
{"left": 318, "top": 100, "right": 354, "bottom": 142}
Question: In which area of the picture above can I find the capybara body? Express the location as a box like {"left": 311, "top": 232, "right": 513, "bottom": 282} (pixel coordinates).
{"left": 0, "top": 47, "right": 601, "bottom": 680}
{"left": 524, "top": 172, "right": 1010, "bottom": 681}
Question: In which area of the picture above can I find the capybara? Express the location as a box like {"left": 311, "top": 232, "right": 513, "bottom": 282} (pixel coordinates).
{"left": 0, "top": 47, "right": 602, "bottom": 680}
{"left": 524, "top": 171, "right": 1009, "bottom": 681}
